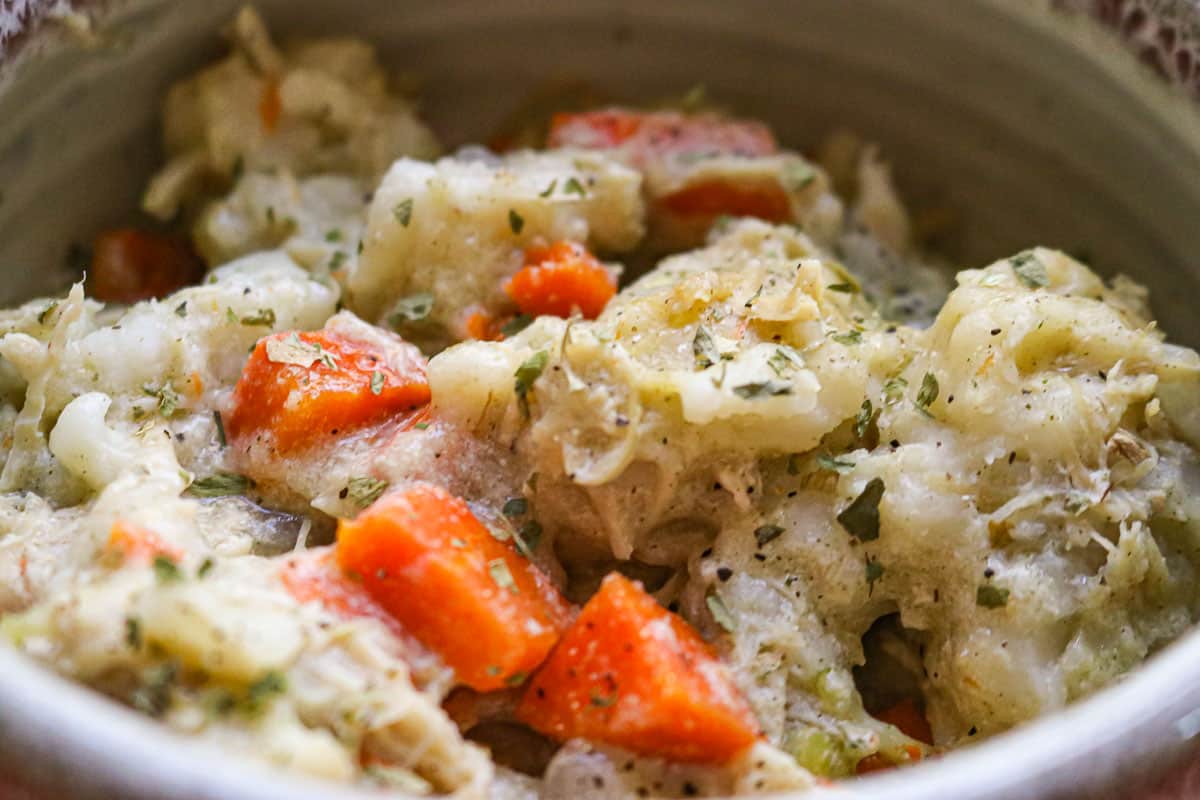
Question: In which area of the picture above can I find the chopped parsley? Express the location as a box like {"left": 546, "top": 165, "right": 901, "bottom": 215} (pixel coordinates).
{"left": 370, "top": 370, "right": 385, "bottom": 396}
{"left": 196, "top": 558, "right": 215, "bottom": 579}
{"left": 816, "top": 453, "right": 855, "bottom": 474}
{"left": 188, "top": 472, "right": 254, "bottom": 498}
{"left": 132, "top": 663, "right": 177, "bottom": 717}
{"left": 516, "top": 520, "right": 543, "bottom": 556}
{"left": 389, "top": 292, "right": 434, "bottom": 324}
{"left": 754, "top": 524, "right": 785, "bottom": 547}
{"left": 502, "top": 497, "right": 529, "bottom": 517}
{"left": 501, "top": 314, "right": 533, "bottom": 337}
{"left": 240, "top": 308, "right": 276, "bottom": 327}
{"left": 245, "top": 670, "right": 288, "bottom": 713}
{"left": 393, "top": 197, "right": 414, "bottom": 227}
{"left": 508, "top": 208, "right": 525, "bottom": 234}
{"left": 505, "top": 671, "right": 530, "bottom": 687}
{"left": 783, "top": 160, "right": 817, "bottom": 192}
{"left": 768, "top": 345, "right": 802, "bottom": 377}
{"left": 346, "top": 476, "right": 388, "bottom": 508}
{"left": 329, "top": 251, "right": 347, "bottom": 270}
{"left": 706, "top": 593, "right": 737, "bottom": 633}
{"left": 143, "top": 384, "right": 181, "bottom": 418}
{"left": 564, "top": 176, "right": 587, "bottom": 197}
{"left": 976, "top": 584, "right": 1010, "bottom": 609}
{"left": 866, "top": 559, "right": 884, "bottom": 590}
{"left": 854, "top": 398, "right": 874, "bottom": 439}
{"left": 831, "top": 329, "right": 863, "bottom": 346}
{"left": 37, "top": 302, "right": 58, "bottom": 325}
{"left": 488, "top": 558, "right": 519, "bottom": 594}
{"left": 324, "top": 229, "right": 342, "bottom": 243}
{"left": 693, "top": 326, "right": 719, "bottom": 369}
{"left": 1009, "top": 251, "right": 1049, "bottom": 289}
{"left": 153, "top": 555, "right": 182, "bottom": 584}
{"left": 539, "top": 179, "right": 558, "bottom": 198}
{"left": 514, "top": 350, "right": 549, "bottom": 418}
{"left": 882, "top": 376, "right": 908, "bottom": 404}
{"left": 590, "top": 689, "right": 618, "bottom": 708}
{"left": 733, "top": 380, "right": 791, "bottom": 399}
{"left": 125, "top": 617, "right": 142, "bottom": 649}
{"left": 916, "top": 372, "right": 939, "bottom": 414}
{"left": 836, "top": 477, "right": 885, "bottom": 542}
{"left": 826, "top": 282, "right": 858, "bottom": 294}
{"left": 213, "top": 411, "right": 227, "bottom": 448}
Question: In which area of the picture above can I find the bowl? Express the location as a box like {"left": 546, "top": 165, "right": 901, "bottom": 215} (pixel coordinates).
{"left": 0, "top": 1, "right": 1199, "bottom": 798}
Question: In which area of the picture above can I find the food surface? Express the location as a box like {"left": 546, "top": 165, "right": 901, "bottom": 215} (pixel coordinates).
{"left": 1, "top": 8, "right": 1199, "bottom": 798}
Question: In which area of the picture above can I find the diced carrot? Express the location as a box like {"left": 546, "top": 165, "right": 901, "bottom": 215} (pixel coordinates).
{"left": 107, "top": 521, "right": 184, "bottom": 566}
{"left": 464, "top": 307, "right": 505, "bottom": 341}
{"left": 259, "top": 78, "right": 282, "bottom": 134}
{"left": 87, "top": 228, "right": 206, "bottom": 304}
{"left": 660, "top": 179, "right": 792, "bottom": 222}
{"left": 226, "top": 329, "right": 430, "bottom": 454}
{"left": 874, "top": 698, "right": 934, "bottom": 745}
{"left": 335, "top": 483, "right": 572, "bottom": 692}
{"left": 515, "top": 573, "right": 760, "bottom": 764}
{"left": 277, "top": 548, "right": 408, "bottom": 639}
{"left": 547, "top": 108, "right": 777, "bottom": 164}
{"left": 505, "top": 241, "right": 616, "bottom": 320}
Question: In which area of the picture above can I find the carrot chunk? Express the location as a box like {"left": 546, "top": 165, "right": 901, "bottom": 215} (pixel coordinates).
{"left": 107, "top": 521, "right": 183, "bottom": 566}
{"left": 87, "top": 228, "right": 206, "bottom": 303}
{"left": 505, "top": 241, "right": 616, "bottom": 320}
{"left": 335, "top": 483, "right": 571, "bottom": 691}
{"left": 278, "top": 548, "right": 408, "bottom": 639}
{"left": 660, "top": 179, "right": 792, "bottom": 222}
{"left": 516, "top": 573, "right": 760, "bottom": 764}
{"left": 875, "top": 698, "right": 933, "bottom": 745}
{"left": 548, "top": 109, "right": 777, "bottom": 162}
{"left": 226, "top": 330, "right": 430, "bottom": 454}
{"left": 259, "top": 78, "right": 283, "bottom": 133}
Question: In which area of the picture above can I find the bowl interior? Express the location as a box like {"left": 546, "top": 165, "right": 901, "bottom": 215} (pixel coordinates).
{"left": 0, "top": 2, "right": 1199, "bottom": 799}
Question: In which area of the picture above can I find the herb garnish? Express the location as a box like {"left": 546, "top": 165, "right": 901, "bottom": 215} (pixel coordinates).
{"left": 502, "top": 497, "right": 529, "bottom": 517}
{"left": 836, "top": 477, "right": 885, "bottom": 542}
{"left": 854, "top": 398, "right": 874, "bottom": 439}
{"left": 389, "top": 292, "right": 434, "bottom": 324}
{"left": 125, "top": 617, "right": 142, "bottom": 649}
{"left": 153, "top": 555, "right": 182, "bottom": 583}
{"left": 706, "top": 593, "right": 736, "bottom": 632}
{"left": 197, "top": 558, "right": 215, "bottom": 578}
{"left": 816, "top": 453, "right": 855, "bottom": 474}
{"left": 245, "top": 670, "right": 288, "bottom": 713}
{"left": 564, "top": 177, "right": 587, "bottom": 197}
{"left": 1009, "top": 251, "right": 1049, "bottom": 289}
{"left": 783, "top": 161, "right": 817, "bottom": 192}
{"left": 213, "top": 411, "right": 227, "bottom": 448}
{"left": 916, "top": 372, "right": 939, "bottom": 414}
{"left": 832, "top": 330, "right": 863, "bottom": 346}
{"left": 514, "top": 350, "right": 549, "bottom": 418}
{"left": 346, "top": 476, "right": 388, "bottom": 508}
{"left": 37, "top": 302, "right": 58, "bottom": 324}
{"left": 188, "top": 472, "right": 254, "bottom": 498}
{"left": 976, "top": 585, "right": 1010, "bottom": 609}
{"left": 826, "top": 283, "right": 858, "bottom": 294}
{"left": 240, "top": 308, "right": 276, "bottom": 327}
{"left": 132, "top": 663, "right": 177, "bottom": 717}
{"left": 590, "top": 689, "right": 618, "bottom": 707}
{"left": 693, "top": 326, "right": 719, "bottom": 369}
{"left": 144, "top": 384, "right": 181, "bottom": 418}
{"left": 733, "top": 380, "right": 791, "bottom": 399}
{"left": 501, "top": 314, "right": 532, "bottom": 337}
{"left": 866, "top": 559, "right": 884, "bottom": 591}
{"left": 539, "top": 179, "right": 558, "bottom": 198}
{"left": 488, "top": 558, "right": 519, "bottom": 594}
{"left": 882, "top": 376, "right": 908, "bottom": 404}
{"left": 370, "top": 370, "right": 385, "bottom": 395}
{"left": 508, "top": 209, "right": 525, "bottom": 234}
{"left": 754, "top": 524, "right": 785, "bottom": 547}
{"left": 768, "top": 345, "right": 802, "bottom": 377}
{"left": 393, "top": 198, "right": 414, "bottom": 227}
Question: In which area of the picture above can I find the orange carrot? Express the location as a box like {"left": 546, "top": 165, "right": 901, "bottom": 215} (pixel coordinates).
{"left": 226, "top": 330, "right": 430, "bottom": 454}
{"left": 463, "top": 307, "right": 505, "bottom": 341}
{"left": 516, "top": 573, "right": 760, "bottom": 764}
{"left": 660, "top": 179, "right": 792, "bottom": 222}
{"left": 87, "top": 228, "right": 206, "bottom": 304}
{"left": 259, "top": 78, "right": 282, "bottom": 133}
{"left": 875, "top": 698, "right": 934, "bottom": 745}
{"left": 277, "top": 548, "right": 408, "bottom": 639}
{"left": 335, "top": 483, "right": 571, "bottom": 691}
{"left": 547, "top": 109, "right": 777, "bottom": 162}
{"left": 505, "top": 241, "right": 616, "bottom": 320}
{"left": 107, "top": 521, "right": 184, "bottom": 566}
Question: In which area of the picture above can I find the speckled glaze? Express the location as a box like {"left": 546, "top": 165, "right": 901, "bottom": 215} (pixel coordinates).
{"left": 0, "top": 2, "right": 1199, "bottom": 799}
